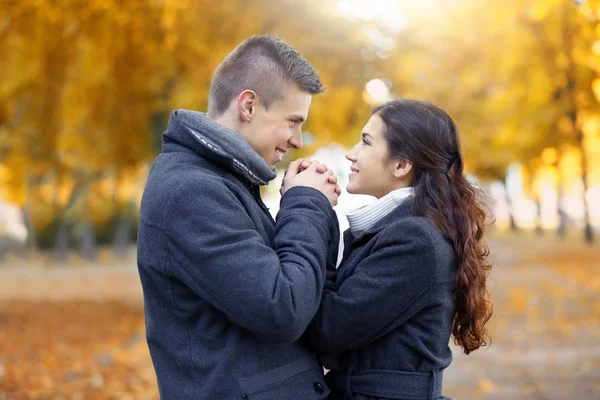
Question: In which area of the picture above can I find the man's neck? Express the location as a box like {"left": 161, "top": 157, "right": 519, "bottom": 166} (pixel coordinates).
{"left": 210, "top": 112, "right": 242, "bottom": 134}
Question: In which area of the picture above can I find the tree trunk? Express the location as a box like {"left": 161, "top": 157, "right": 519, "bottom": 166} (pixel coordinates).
{"left": 556, "top": 194, "right": 567, "bottom": 239}
{"left": 113, "top": 204, "right": 134, "bottom": 259}
{"left": 562, "top": 3, "right": 594, "bottom": 244}
{"left": 80, "top": 222, "right": 97, "bottom": 262}
{"left": 23, "top": 178, "right": 38, "bottom": 255}
{"left": 535, "top": 195, "right": 544, "bottom": 236}
{"left": 577, "top": 131, "right": 594, "bottom": 243}
{"left": 0, "top": 237, "right": 6, "bottom": 262}
{"left": 22, "top": 204, "right": 37, "bottom": 256}
{"left": 567, "top": 111, "right": 594, "bottom": 244}
{"left": 556, "top": 163, "right": 567, "bottom": 240}
{"left": 504, "top": 186, "right": 519, "bottom": 232}
{"left": 53, "top": 221, "right": 69, "bottom": 263}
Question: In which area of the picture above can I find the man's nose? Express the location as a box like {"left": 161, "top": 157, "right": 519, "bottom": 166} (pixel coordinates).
{"left": 289, "top": 130, "right": 303, "bottom": 149}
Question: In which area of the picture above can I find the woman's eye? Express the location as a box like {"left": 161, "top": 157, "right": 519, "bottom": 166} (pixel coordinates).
{"left": 362, "top": 138, "right": 369, "bottom": 145}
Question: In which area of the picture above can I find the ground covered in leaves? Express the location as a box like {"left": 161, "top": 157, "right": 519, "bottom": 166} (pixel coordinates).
{"left": 0, "top": 301, "right": 155, "bottom": 399}
{"left": 0, "top": 232, "right": 599, "bottom": 399}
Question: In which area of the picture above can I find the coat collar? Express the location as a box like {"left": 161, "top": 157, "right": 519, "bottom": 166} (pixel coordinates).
{"left": 343, "top": 198, "right": 415, "bottom": 251}
{"left": 162, "top": 109, "right": 277, "bottom": 186}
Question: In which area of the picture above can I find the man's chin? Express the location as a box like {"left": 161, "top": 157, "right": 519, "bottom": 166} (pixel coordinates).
{"left": 261, "top": 156, "right": 278, "bottom": 168}
{"left": 270, "top": 155, "right": 283, "bottom": 168}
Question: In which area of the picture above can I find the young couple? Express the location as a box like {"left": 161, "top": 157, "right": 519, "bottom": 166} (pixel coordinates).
{"left": 137, "top": 35, "right": 492, "bottom": 400}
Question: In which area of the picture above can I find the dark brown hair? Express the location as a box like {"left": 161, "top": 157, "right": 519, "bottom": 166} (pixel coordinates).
{"left": 374, "top": 99, "right": 492, "bottom": 354}
{"left": 208, "top": 35, "right": 323, "bottom": 117}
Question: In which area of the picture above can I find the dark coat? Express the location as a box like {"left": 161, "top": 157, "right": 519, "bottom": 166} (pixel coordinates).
{"left": 137, "top": 110, "right": 338, "bottom": 399}
{"left": 307, "top": 200, "right": 457, "bottom": 400}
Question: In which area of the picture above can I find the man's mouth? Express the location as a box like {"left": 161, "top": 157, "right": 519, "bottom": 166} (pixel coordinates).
{"left": 276, "top": 148, "right": 287, "bottom": 161}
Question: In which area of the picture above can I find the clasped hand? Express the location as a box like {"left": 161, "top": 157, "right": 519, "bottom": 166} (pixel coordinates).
{"left": 280, "top": 159, "right": 341, "bottom": 207}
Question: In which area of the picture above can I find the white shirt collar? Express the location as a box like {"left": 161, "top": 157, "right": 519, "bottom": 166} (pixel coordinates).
{"left": 346, "top": 187, "right": 413, "bottom": 237}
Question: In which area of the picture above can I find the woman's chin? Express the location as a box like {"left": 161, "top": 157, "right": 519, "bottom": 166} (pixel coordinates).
{"left": 345, "top": 184, "right": 360, "bottom": 195}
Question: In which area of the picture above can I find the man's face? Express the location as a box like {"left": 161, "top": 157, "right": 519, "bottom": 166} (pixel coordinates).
{"left": 240, "top": 84, "right": 312, "bottom": 167}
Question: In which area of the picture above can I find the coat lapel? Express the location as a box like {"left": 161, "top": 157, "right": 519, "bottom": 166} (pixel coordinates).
{"left": 349, "top": 198, "right": 414, "bottom": 246}
{"left": 337, "top": 199, "right": 416, "bottom": 280}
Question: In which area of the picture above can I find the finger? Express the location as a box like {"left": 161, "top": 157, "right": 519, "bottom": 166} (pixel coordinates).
{"left": 286, "top": 159, "right": 304, "bottom": 179}
{"left": 300, "top": 159, "right": 312, "bottom": 171}
{"left": 303, "top": 161, "right": 320, "bottom": 173}
{"left": 335, "top": 185, "right": 342, "bottom": 196}
{"left": 315, "top": 163, "right": 328, "bottom": 174}
{"left": 326, "top": 168, "right": 334, "bottom": 176}
{"left": 279, "top": 179, "right": 285, "bottom": 195}
{"left": 290, "top": 158, "right": 303, "bottom": 168}
{"left": 328, "top": 175, "right": 338, "bottom": 184}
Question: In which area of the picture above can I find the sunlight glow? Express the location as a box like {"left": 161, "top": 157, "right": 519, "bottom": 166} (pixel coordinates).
{"left": 364, "top": 79, "right": 391, "bottom": 104}
{"left": 336, "top": 0, "right": 407, "bottom": 32}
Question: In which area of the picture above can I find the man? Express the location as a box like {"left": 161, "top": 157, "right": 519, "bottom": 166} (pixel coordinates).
{"left": 137, "top": 35, "right": 340, "bottom": 399}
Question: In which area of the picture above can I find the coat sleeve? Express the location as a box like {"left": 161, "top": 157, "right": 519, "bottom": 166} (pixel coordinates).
{"left": 324, "top": 215, "right": 340, "bottom": 290}
{"left": 165, "top": 181, "right": 336, "bottom": 343}
{"left": 307, "top": 218, "right": 438, "bottom": 353}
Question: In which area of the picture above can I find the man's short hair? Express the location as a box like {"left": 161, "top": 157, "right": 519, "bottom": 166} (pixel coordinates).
{"left": 208, "top": 35, "right": 324, "bottom": 117}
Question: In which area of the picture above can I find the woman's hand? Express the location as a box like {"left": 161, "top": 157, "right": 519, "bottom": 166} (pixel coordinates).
{"left": 281, "top": 158, "right": 341, "bottom": 206}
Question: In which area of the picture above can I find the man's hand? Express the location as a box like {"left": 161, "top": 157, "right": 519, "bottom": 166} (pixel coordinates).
{"left": 280, "top": 158, "right": 341, "bottom": 196}
{"left": 280, "top": 159, "right": 341, "bottom": 195}
{"left": 282, "top": 159, "right": 341, "bottom": 207}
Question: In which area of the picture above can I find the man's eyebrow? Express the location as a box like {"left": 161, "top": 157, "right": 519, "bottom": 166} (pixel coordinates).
{"left": 288, "top": 115, "right": 306, "bottom": 123}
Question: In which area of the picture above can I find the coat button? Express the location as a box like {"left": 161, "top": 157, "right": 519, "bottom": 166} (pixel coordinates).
{"left": 313, "top": 382, "right": 325, "bottom": 394}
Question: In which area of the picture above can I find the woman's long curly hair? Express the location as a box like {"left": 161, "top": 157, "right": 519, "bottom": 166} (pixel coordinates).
{"left": 374, "top": 99, "right": 492, "bottom": 354}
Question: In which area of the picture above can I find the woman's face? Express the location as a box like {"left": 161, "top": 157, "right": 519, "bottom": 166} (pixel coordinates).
{"left": 345, "top": 113, "right": 401, "bottom": 198}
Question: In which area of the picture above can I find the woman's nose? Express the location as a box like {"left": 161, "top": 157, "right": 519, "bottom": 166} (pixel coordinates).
{"left": 345, "top": 146, "right": 357, "bottom": 161}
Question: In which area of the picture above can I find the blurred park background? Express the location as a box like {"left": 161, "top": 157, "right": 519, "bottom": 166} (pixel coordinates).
{"left": 1, "top": 0, "right": 600, "bottom": 398}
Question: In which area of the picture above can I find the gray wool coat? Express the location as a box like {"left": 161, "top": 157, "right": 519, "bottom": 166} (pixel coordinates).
{"left": 307, "top": 200, "right": 457, "bottom": 400}
{"left": 137, "top": 109, "right": 339, "bottom": 399}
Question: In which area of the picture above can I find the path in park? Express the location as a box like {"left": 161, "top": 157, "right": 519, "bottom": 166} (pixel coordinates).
{"left": 0, "top": 234, "right": 599, "bottom": 399}
{"left": 445, "top": 234, "right": 600, "bottom": 399}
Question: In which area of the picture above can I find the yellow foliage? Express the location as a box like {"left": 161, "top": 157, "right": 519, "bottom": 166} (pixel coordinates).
{"left": 541, "top": 147, "right": 559, "bottom": 164}
{"left": 0, "top": 0, "right": 599, "bottom": 212}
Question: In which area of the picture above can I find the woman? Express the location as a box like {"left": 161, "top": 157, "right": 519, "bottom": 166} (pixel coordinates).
{"left": 307, "top": 99, "right": 492, "bottom": 400}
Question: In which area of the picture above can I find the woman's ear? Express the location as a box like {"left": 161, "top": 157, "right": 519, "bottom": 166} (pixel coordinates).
{"left": 393, "top": 159, "right": 413, "bottom": 179}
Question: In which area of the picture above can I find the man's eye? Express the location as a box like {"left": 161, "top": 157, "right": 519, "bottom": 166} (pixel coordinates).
{"left": 289, "top": 121, "right": 298, "bottom": 127}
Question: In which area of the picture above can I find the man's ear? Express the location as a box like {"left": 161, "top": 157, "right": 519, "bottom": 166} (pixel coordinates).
{"left": 237, "top": 90, "right": 257, "bottom": 122}
{"left": 392, "top": 159, "right": 413, "bottom": 179}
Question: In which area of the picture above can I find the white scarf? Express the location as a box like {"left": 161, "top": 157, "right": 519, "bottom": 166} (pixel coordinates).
{"left": 346, "top": 187, "right": 413, "bottom": 236}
